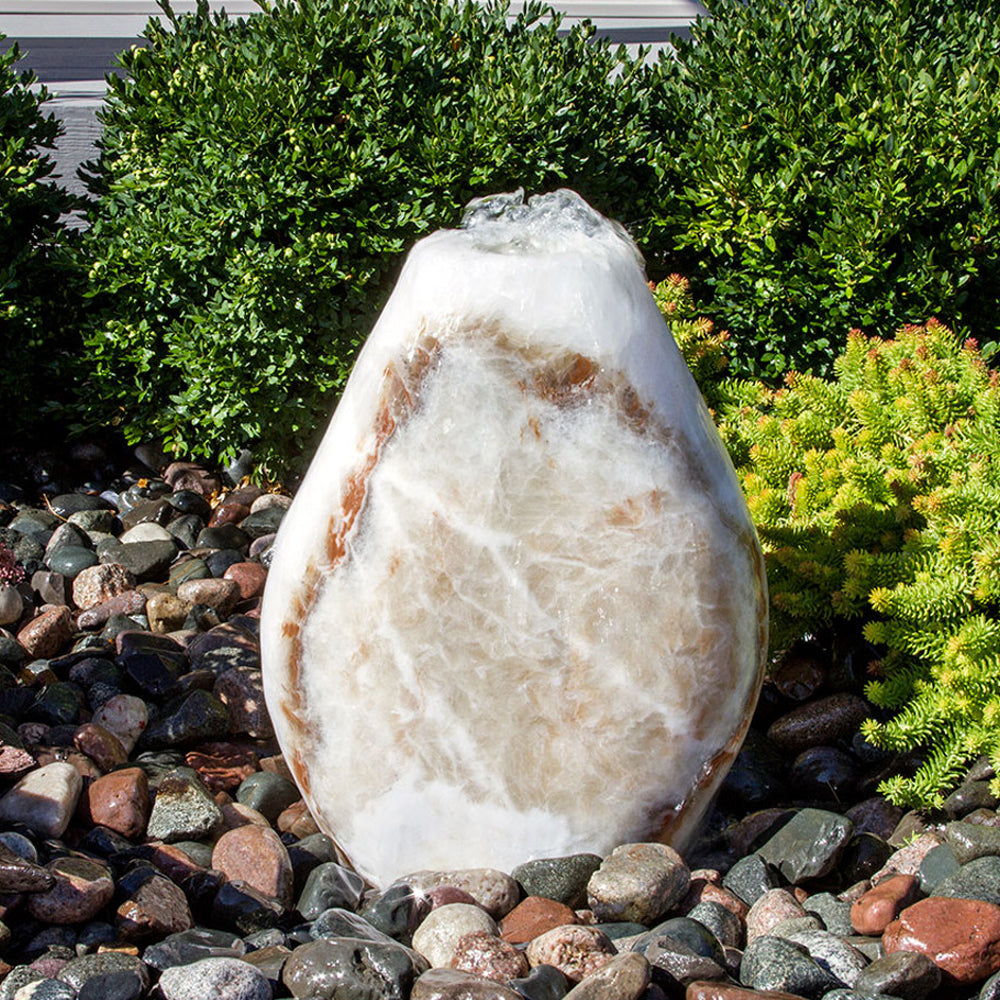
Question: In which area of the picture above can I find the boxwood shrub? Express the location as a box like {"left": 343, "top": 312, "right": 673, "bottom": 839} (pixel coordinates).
{"left": 649, "top": 0, "right": 1000, "bottom": 381}
{"left": 79, "top": 0, "right": 669, "bottom": 476}
{"left": 1, "top": 38, "right": 83, "bottom": 434}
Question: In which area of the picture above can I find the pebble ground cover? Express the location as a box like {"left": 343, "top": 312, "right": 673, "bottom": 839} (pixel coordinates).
{"left": 1, "top": 443, "right": 1000, "bottom": 999}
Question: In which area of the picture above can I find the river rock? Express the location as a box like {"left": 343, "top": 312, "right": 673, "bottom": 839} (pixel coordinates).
{"left": 158, "top": 957, "right": 271, "bottom": 1000}
{"left": 524, "top": 924, "right": 617, "bottom": 982}
{"left": 410, "top": 968, "right": 523, "bottom": 1000}
{"left": 588, "top": 843, "right": 690, "bottom": 924}
{"left": 0, "top": 760, "right": 82, "bottom": 837}
{"left": 282, "top": 937, "right": 427, "bottom": 999}
{"left": 411, "top": 903, "right": 498, "bottom": 968}
{"left": 26, "top": 856, "right": 114, "bottom": 923}
{"left": 511, "top": 854, "right": 602, "bottom": 909}
{"left": 260, "top": 190, "right": 768, "bottom": 884}
{"left": 449, "top": 930, "right": 529, "bottom": 982}
{"left": 883, "top": 896, "right": 1000, "bottom": 985}
{"left": 757, "top": 807, "right": 854, "bottom": 883}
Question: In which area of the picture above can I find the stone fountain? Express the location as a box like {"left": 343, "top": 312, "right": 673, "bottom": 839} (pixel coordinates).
{"left": 260, "top": 190, "right": 768, "bottom": 886}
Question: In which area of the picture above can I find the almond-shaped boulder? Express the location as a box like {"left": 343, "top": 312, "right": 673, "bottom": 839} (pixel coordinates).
{"left": 261, "top": 189, "right": 768, "bottom": 886}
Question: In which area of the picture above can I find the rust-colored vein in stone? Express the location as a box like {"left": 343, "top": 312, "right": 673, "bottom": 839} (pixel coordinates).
{"left": 279, "top": 332, "right": 443, "bottom": 807}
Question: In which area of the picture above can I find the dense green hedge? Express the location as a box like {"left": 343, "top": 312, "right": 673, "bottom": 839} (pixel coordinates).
{"left": 1, "top": 39, "right": 82, "bottom": 433}
{"left": 649, "top": 0, "right": 1000, "bottom": 381}
{"left": 78, "top": 0, "right": 668, "bottom": 475}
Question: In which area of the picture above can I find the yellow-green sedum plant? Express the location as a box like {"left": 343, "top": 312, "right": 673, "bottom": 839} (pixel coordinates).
{"left": 657, "top": 275, "right": 1000, "bottom": 809}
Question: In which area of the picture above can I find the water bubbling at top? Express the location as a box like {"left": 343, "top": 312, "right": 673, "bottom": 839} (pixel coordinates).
{"left": 459, "top": 188, "right": 645, "bottom": 267}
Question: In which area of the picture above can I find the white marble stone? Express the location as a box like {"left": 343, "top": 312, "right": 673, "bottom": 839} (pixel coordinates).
{"left": 261, "top": 190, "right": 768, "bottom": 887}
{"left": 0, "top": 761, "right": 83, "bottom": 838}
{"left": 91, "top": 693, "right": 149, "bottom": 754}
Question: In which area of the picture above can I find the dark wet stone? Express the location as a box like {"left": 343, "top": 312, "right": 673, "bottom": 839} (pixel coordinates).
{"left": 119, "top": 498, "right": 171, "bottom": 531}
{"left": 67, "top": 508, "right": 117, "bottom": 534}
{"left": 167, "top": 491, "right": 213, "bottom": 519}
{"left": 0, "top": 684, "right": 35, "bottom": 716}
{"left": 845, "top": 797, "right": 904, "bottom": 841}
{"left": 841, "top": 833, "right": 893, "bottom": 885}
{"left": 113, "top": 540, "right": 178, "bottom": 583}
{"left": 311, "top": 908, "right": 397, "bottom": 943}
{"left": 196, "top": 645, "right": 259, "bottom": 677}
{"left": 594, "top": 921, "right": 648, "bottom": 941}
{"left": 740, "top": 935, "right": 842, "bottom": 997}
{"left": 45, "top": 521, "right": 92, "bottom": 556}
{"left": 141, "top": 689, "right": 230, "bottom": 748}
{"left": 282, "top": 936, "right": 427, "bottom": 1000}
{"left": 13, "top": 533, "right": 45, "bottom": 574}
{"left": 772, "top": 645, "right": 827, "bottom": 702}
{"left": 46, "top": 546, "right": 98, "bottom": 579}
{"left": 9, "top": 510, "right": 59, "bottom": 539}
{"left": 76, "top": 970, "right": 147, "bottom": 1000}
{"left": 757, "top": 808, "right": 855, "bottom": 884}
{"left": 179, "top": 869, "right": 226, "bottom": 925}
{"left": 0, "top": 634, "right": 28, "bottom": 666}
{"left": 297, "top": 861, "right": 366, "bottom": 919}
{"left": 507, "top": 964, "right": 570, "bottom": 1000}
{"left": 116, "top": 632, "right": 187, "bottom": 696}
{"left": 75, "top": 920, "right": 117, "bottom": 951}
{"left": 116, "top": 868, "right": 193, "bottom": 941}
{"left": 685, "top": 902, "right": 744, "bottom": 949}
{"left": 512, "top": 855, "right": 603, "bottom": 912}
{"left": 635, "top": 936, "right": 725, "bottom": 990}
{"left": 31, "top": 570, "right": 69, "bottom": 608}
{"left": 361, "top": 882, "right": 432, "bottom": 944}
{"left": 56, "top": 953, "right": 150, "bottom": 993}
{"left": 171, "top": 840, "right": 214, "bottom": 868}
{"left": 212, "top": 879, "right": 286, "bottom": 935}
{"left": 946, "top": 821, "right": 1000, "bottom": 864}
{"left": 235, "top": 771, "right": 300, "bottom": 822}
{"left": 932, "top": 855, "right": 1000, "bottom": 905}
{"left": 918, "top": 843, "right": 961, "bottom": 894}
{"left": 944, "top": 780, "right": 1000, "bottom": 820}
{"left": 68, "top": 656, "right": 123, "bottom": 691}
{"left": 766, "top": 693, "right": 870, "bottom": 755}
{"left": 142, "top": 926, "right": 246, "bottom": 971}
{"left": 288, "top": 834, "right": 338, "bottom": 891}
{"left": 239, "top": 507, "right": 286, "bottom": 539}
{"left": 854, "top": 950, "right": 940, "bottom": 1000}
{"left": 132, "top": 750, "right": 188, "bottom": 787}
{"left": 642, "top": 918, "right": 725, "bottom": 962}
{"left": 242, "top": 943, "right": 293, "bottom": 993}
{"left": 28, "top": 682, "right": 86, "bottom": 727}
{"left": 205, "top": 549, "right": 243, "bottom": 578}
{"left": 721, "top": 854, "right": 782, "bottom": 906}
{"left": 720, "top": 729, "right": 787, "bottom": 808}
{"left": 167, "top": 521, "right": 207, "bottom": 554}
{"left": 197, "top": 524, "right": 250, "bottom": 552}
{"left": 0, "top": 840, "right": 55, "bottom": 892}
{"left": 803, "top": 892, "right": 853, "bottom": 936}
{"left": 789, "top": 746, "right": 859, "bottom": 800}
{"left": 48, "top": 495, "right": 112, "bottom": 519}
{"left": 182, "top": 604, "right": 221, "bottom": 633}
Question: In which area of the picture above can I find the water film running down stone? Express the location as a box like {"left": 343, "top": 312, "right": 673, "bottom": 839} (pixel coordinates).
{"left": 260, "top": 189, "right": 769, "bottom": 886}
